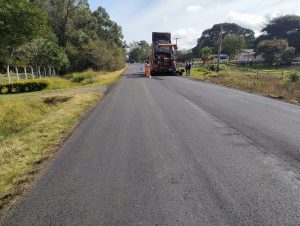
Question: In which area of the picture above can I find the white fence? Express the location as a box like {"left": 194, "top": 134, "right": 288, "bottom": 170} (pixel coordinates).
{"left": 0, "top": 66, "right": 57, "bottom": 84}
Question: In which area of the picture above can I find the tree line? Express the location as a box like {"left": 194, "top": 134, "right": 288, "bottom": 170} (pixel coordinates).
{"left": 183, "top": 15, "right": 300, "bottom": 66}
{"left": 0, "top": 0, "right": 126, "bottom": 82}
{"left": 128, "top": 41, "right": 151, "bottom": 63}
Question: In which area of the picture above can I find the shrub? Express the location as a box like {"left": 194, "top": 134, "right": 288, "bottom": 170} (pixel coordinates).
{"left": 0, "top": 80, "right": 49, "bottom": 94}
{"left": 288, "top": 72, "right": 300, "bottom": 82}
{"left": 71, "top": 72, "right": 94, "bottom": 84}
{"left": 71, "top": 74, "right": 86, "bottom": 83}
{"left": 69, "top": 71, "right": 99, "bottom": 85}
{"left": 0, "top": 96, "right": 51, "bottom": 137}
{"left": 80, "top": 78, "right": 96, "bottom": 85}
{"left": 208, "top": 64, "right": 215, "bottom": 71}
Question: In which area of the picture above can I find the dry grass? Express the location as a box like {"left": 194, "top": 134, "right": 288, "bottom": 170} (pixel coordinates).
{"left": 66, "top": 68, "right": 127, "bottom": 87}
{"left": 0, "top": 66, "right": 126, "bottom": 212}
{"left": 189, "top": 67, "right": 300, "bottom": 104}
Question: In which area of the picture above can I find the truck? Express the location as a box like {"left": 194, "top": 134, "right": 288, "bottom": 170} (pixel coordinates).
{"left": 150, "top": 32, "right": 182, "bottom": 76}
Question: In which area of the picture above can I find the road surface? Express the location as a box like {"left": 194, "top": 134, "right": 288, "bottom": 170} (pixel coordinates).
{"left": 2, "top": 64, "right": 300, "bottom": 225}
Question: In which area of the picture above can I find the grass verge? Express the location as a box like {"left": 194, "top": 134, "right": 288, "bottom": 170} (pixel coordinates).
{"left": 0, "top": 66, "right": 126, "bottom": 215}
{"left": 186, "top": 66, "right": 300, "bottom": 104}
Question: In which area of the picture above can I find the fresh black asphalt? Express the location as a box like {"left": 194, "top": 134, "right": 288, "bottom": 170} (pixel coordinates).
{"left": 2, "top": 64, "right": 300, "bottom": 225}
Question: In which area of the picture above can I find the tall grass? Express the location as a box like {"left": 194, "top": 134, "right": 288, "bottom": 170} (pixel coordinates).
{"left": 190, "top": 67, "right": 300, "bottom": 104}
{"left": 0, "top": 96, "right": 52, "bottom": 138}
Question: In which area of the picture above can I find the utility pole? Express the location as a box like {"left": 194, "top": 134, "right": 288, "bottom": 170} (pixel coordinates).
{"left": 174, "top": 37, "right": 181, "bottom": 46}
{"left": 217, "top": 25, "right": 223, "bottom": 72}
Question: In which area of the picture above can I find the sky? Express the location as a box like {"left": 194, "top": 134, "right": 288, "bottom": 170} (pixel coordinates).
{"left": 88, "top": 0, "right": 300, "bottom": 50}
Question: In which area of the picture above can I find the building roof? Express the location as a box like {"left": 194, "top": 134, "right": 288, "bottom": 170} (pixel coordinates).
{"left": 239, "top": 49, "right": 255, "bottom": 53}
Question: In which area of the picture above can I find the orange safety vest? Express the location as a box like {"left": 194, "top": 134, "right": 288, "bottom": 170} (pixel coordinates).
{"left": 145, "top": 64, "right": 150, "bottom": 75}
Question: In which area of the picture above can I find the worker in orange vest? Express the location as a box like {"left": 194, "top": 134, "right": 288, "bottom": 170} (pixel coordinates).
{"left": 145, "top": 61, "right": 151, "bottom": 78}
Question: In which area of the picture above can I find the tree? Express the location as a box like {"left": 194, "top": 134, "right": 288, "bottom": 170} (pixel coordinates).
{"left": 194, "top": 23, "right": 255, "bottom": 53}
{"left": 84, "top": 39, "right": 124, "bottom": 71}
{"left": 25, "top": 38, "right": 69, "bottom": 76}
{"left": 46, "top": 0, "right": 89, "bottom": 46}
{"left": 0, "top": 0, "right": 126, "bottom": 77}
{"left": 222, "top": 34, "right": 246, "bottom": 60}
{"left": 12, "top": 46, "right": 31, "bottom": 79}
{"left": 199, "top": 47, "right": 212, "bottom": 63}
{"left": 256, "top": 39, "right": 289, "bottom": 65}
{"left": 281, "top": 47, "right": 296, "bottom": 65}
{"left": 42, "top": 1, "right": 125, "bottom": 72}
{"left": 176, "top": 50, "right": 193, "bottom": 62}
{"left": 128, "top": 41, "right": 151, "bottom": 62}
{"left": 0, "top": 0, "right": 48, "bottom": 50}
{"left": 0, "top": 0, "right": 48, "bottom": 81}
{"left": 93, "top": 7, "right": 124, "bottom": 48}
{"left": 258, "top": 15, "right": 300, "bottom": 53}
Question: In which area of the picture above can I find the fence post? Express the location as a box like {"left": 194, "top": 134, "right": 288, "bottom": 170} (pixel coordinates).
{"left": 16, "top": 67, "right": 19, "bottom": 81}
{"left": 38, "top": 66, "right": 41, "bottom": 79}
{"left": 52, "top": 67, "right": 56, "bottom": 76}
{"left": 48, "top": 66, "right": 52, "bottom": 76}
{"left": 6, "top": 65, "right": 11, "bottom": 84}
{"left": 24, "top": 67, "right": 28, "bottom": 79}
{"left": 30, "top": 66, "right": 35, "bottom": 79}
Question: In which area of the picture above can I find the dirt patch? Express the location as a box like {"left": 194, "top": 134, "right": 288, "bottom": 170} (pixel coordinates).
{"left": 43, "top": 95, "right": 73, "bottom": 105}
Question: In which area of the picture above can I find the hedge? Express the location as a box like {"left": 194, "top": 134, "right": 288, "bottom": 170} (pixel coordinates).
{"left": 0, "top": 80, "right": 49, "bottom": 94}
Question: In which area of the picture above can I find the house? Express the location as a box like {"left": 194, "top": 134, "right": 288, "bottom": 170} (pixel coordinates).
{"left": 238, "top": 49, "right": 264, "bottom": 63}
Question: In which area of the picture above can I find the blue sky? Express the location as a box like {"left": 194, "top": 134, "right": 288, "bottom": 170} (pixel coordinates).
{"left": 88, "top": 0, "right": 300, "bottom": 50}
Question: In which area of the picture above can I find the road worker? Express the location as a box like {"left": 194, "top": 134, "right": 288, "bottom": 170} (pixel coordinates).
{"left": 145, "top": 61, "right": 151, "bottom": 78}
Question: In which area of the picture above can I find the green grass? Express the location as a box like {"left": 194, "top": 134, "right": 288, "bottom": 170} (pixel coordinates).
{"left": 0, "top": 66, "right": 127, "bottom": 212}
{"left": 0, "top": 67, "right": 127, "bottom": 91}
{"left": 231, "top": 63, "right": 292, "bottom": 71}
{"left": 46, "top": 77, "right": 76, "bottom": 90}
{"left": 65, "top": 69, "right": 126, "bottom": 87}
{"left": 187, "top": 66, "right": 300, "bottom": 104}
{"left": 0, "top": 92, "right": 100, "bottom": 206}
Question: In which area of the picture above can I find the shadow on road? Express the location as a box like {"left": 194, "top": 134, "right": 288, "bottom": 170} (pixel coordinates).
{"left": 126, "top": 72, "right": 180, "bottom": 80}
{"left": 125, "top": 73, "right": 146, "bottom": 79}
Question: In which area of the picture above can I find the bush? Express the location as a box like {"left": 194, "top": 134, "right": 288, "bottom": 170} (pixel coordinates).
{"left": 71, "top": 74, "right": 86, "bottom": 83}
{"left": 81, "top": 78, "right": 96, "bottom": 85}
{"left": 70, "top": 71, "right": 97, "bottom": 85}
{"left": 0, "top": 80, "right": 49, "bottom": 94}
{"left": 71, "top": 72, "right": 93, "bottom": 82}
{"left": 288, "top": 72, "right": 300, "bottom": 82}
{"left": 208, "top": 64, "right": 215, "bottom": 71}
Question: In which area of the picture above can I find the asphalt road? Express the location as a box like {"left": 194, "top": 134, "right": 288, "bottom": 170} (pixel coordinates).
{"left": 2, "top": 64, "right": 300, "bottom": 226}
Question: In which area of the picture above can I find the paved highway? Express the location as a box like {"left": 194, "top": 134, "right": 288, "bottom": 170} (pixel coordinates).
{"left": 2, "top": 64, "right": 300, "bottom": 225}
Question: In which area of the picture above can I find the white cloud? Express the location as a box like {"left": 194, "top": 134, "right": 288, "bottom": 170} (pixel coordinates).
{"left": 173, "top": 27, "right": 202, "bottom": 50}
{"left": 228, "top": 11, "right": 266, "bottom": 36}
{"left": 228, "top": 11, "right": 265, "bottom": 26}
{"left": 186, "top": 5, "right": 203, "bottom": 13}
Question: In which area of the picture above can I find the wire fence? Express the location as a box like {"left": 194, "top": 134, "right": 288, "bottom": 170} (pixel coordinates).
{"left": 178, "top": 62, "right": 299, "bottom": 77}
{"left": 0, "top": 66, "right": 57, "bottom": 84}
{"left": 223, "top": 65, "right": 300, "bottom": 78}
